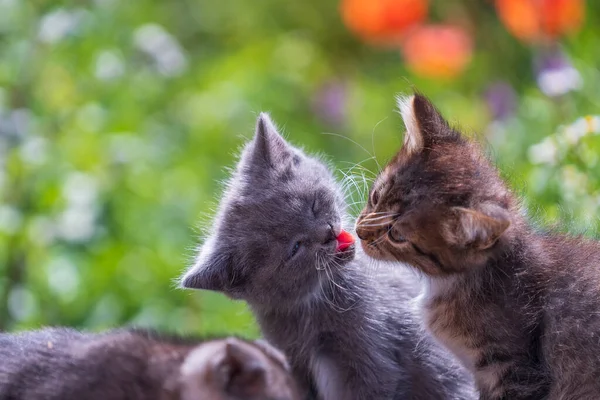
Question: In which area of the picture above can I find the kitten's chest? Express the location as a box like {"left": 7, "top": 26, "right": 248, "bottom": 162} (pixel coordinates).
{"left": 422, "top": 300, "right": 477, "bottom": 372}
{"left": 420, "top": 278, "right": 519, "bottom": 396}
{"left": 420, "top": 280, "right": 481, "bottom": 372}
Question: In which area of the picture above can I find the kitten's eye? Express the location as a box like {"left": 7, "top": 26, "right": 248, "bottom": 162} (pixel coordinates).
{"left": 387, "top": 226, "right": 406, "bottom": 244}
{"left": 311, "top": 198, "right": 318, "bottom": 215}
{"left": 289, "top": 241, "right": 302, "bottom": 259}
{"left": 370, "top": 190, "right": 380, "bottom": 206}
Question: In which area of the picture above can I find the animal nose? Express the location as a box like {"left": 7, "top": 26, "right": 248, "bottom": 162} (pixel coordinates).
{"left": 356, "top": 212, "right": 394, "bottom": 242}
{"left": 320, "top": 223, "right": 336, "bottom": 245}
{"left": 355, "top": 220, "right": 383, "bottom": 242}
{"left": 355, "top": 224, "right": 372, "bottom": 241}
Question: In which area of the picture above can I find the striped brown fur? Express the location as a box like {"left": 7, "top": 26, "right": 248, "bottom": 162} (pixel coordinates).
{"left": 356, "top": 94, "right": 600, "bottom": 400}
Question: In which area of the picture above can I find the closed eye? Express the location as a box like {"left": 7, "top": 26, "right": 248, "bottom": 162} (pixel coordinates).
{"left": 288, "top": 241, "right": 303, "bottom": 260}
{"left": 387, "top": 225, "right": 407, "bottom": 243}
{"left": 311, "top": 197, "right": 318, "bottom": 216}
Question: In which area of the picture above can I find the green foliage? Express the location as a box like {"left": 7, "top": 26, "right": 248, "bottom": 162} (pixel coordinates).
{"left": 0, "top": 0, "right": 598, "bottom": 334}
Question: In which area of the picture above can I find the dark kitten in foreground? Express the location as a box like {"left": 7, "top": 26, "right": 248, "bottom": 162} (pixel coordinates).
{"left": 0, "top": 328, "right": 298, "bottom": 400}
{"left": 181, "top": 114, "right": 475, "bottom": 399}
{"left": 356, "top": 93, "right": 600, "bottom": 399}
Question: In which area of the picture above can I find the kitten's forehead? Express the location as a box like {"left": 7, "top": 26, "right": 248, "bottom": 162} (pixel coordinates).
{"left": 231, "top": 144, "right": 338, "bottom": 226}
{"left": 372, "top": 168, "right": 390, "bottom": 194}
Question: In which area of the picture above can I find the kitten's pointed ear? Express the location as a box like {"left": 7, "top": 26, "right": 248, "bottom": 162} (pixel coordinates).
{"left": 180, "top": 239, "right": 230, "bottom": 292}
{"left": 397, "top": 94, "right": 455, "bottom": 155}
{"left": 179, "top": 339, "right": 268, "bottom": 399}
{"left": 217, "top": 338, "right": 268, "bottom": 397}
{"left": 443, "top": 206, "right": 510, "bottom": 250}
{"left": 252, "top": 113, "right": 292, "bottom": 168}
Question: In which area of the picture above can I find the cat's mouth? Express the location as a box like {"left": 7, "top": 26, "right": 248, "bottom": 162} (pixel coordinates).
{"left": 334, "top": 243, "right": 355, "bottom": 263}
{"left": 333, "top": 230, "right": 356, "bottom": 263}
{"left": 336, "top": 230, "right": 355, "bottom": 252}
{"left": 359, "top": 233, "right": 410, "bottom": 262}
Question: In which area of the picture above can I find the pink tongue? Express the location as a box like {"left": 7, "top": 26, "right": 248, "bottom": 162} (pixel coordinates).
{"left": 336, "top": 229, "right": 355, "bottom": 252}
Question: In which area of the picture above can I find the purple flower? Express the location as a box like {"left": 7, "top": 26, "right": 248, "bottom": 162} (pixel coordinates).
{"left": 312, "top": 81, "right": 347, "bottom": 127}
{"left": 534, "top": 48, "right": 582, "bottom": 97}
{"left": 484, "top": 82, "right": 517, "bottom": 121}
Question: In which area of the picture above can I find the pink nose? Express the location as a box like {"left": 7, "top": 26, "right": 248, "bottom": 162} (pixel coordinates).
{"left": 336, "top": 230, "right": 355, "bottom": 252}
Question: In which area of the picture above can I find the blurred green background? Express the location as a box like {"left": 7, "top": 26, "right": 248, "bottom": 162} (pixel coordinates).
{"left": 0, "top": 0, "right": 598, "bottom": 335}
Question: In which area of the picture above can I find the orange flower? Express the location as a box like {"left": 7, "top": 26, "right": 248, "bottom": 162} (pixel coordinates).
{"left": 401, "top": 24, "right": 473, "bottom": 79}
{"left": 341, "top": 0, "right": 428, "bottom": 44}
{"left": 495, "top": 0, "right": 585, "bottom": 42}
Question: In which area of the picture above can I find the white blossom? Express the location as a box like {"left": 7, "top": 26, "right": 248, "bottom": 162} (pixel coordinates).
{"left": 9, "top": 108, "right": 33, "bottom": 138}
{"left": 133, "top": 24, "right": 187, "bottom": 77}
{"left": 94, "top": 50, "right": 125, "bottom": 81}
{"left": 537, "top": 67, "right": 582, "bottom": 97}
{"left": 528, "top": 137, "right": 558, "bottom": 165}
{"left": 46, "top": 257, "right": 80, "bottom": 300}
{"left": 0, "top": 205, "right": 22, "bottom": 234}
{"left": 8, "top": 285, "right": 37, "bottom": 321}
{"left": 62, "top": 172, "right": 99, "bottom": 207}
{"left": 529, "top": 115, "right": 600, "bottom": 166}
{"left": 57, "top": 207, "right": 97, "bottom": 242}
{"left": 57, "top": 172, "right": 100, "bottom": 242}
{"left": 38, "top": 8, "right": 85, "bottom": 44}
{"left": 19, "top": 136, "right": 48, "bottom": 165}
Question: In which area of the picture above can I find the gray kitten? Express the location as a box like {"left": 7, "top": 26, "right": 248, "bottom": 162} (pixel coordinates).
{"left": 0, "top": 327, "right": 299, "bottom": 400}
{"left": 181, "top": 114, "right": 476, "bottom": 400}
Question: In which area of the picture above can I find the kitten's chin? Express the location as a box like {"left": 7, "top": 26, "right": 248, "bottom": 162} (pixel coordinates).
{"left": 333, "top": 244, "right": 356, "bottom": 264}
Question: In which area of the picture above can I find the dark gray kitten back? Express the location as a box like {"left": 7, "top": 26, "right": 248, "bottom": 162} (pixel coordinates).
{"left": 181, "top": 114, "right": 476, "bottom": 400}
{"left": 0, "top": 328, "right": 299, "bottom": 400}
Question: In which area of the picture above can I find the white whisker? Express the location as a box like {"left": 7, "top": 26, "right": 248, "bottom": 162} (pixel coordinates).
{"left": 321, "top": 131, "right": 375, "bottom": 162}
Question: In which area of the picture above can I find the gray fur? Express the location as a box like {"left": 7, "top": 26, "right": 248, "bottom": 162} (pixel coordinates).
{"left": 0, "top": 327, "right": 299, "bottom": 400}
{"left": 181, "top": 114, "right": 476, "bottom": 400}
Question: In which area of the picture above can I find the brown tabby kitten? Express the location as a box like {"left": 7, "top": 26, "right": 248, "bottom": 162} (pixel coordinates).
{"left": 355, "top": 94, "right": 600, "bottom": 400}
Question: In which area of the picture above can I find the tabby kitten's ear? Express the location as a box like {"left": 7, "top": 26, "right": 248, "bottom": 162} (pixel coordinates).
{"left": 251, "top": 113, "right": 292, "bottom": 169}
{"left": 180, "top": 237, "right": 230, "bottom": 291}
{"left": 442, "top": 206, "right": 510, "bottom": 250}
{"left": 397, "top": 93, "right": 458, "bottom": 155}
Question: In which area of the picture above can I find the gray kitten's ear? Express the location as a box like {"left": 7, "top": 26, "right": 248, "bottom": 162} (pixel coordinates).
{"left": 251, "top": 113, "right": 292, "bottom": 168}
{"left": 442, "top": 206, "right": 510, "bottom": 250}
{"left": 397, "top": 93, "right": 457, "bottom": 155}
{"left": 180, "top": 239, "right": 230, "bottom": 291}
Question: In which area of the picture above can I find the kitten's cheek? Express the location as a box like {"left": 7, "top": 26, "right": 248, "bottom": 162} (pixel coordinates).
{"left": 360, "top": 240, "right": 396, "bottom": 262}
{"left": 359, "top": 239, "right": 370, "bottom": 254}
{"left": 413, "top": 257, "right": 443, "bottom": 276}
{"left": 359, "top": 240, "right": 380, "bottom": 259}
{"left": 387, "top": 240, "right": 412, "bottom": 260}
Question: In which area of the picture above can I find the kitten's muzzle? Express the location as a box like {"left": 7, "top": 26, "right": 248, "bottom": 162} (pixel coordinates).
{"left": 355, "top": 223, "right": 384, "bottom": 243}
{"left": 319, "top": 223, "right": 337, "bottom": 245}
